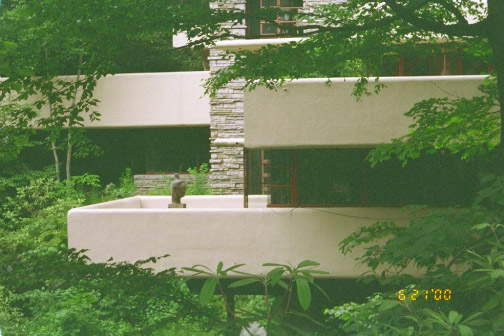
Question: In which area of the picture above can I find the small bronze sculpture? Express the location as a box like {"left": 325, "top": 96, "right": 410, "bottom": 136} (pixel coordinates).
{"left": 169, "top": 174, "right": 187, "bottom": 208}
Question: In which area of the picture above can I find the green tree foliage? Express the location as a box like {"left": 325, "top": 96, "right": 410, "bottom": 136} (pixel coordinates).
{"left": 183, "top": 260, "right": 329, "bottom": 334}
{"left": 207, "top": 0, "right": 492, "bottom": 89}
{"left": 0, "top": 0, "right": 236, "bottom": 183}
{"left": 325, "top": 180, "right": 504, "bottom": 334}
{"left": 202, "top": 1, "right": 504, "bottom": 334}
{"left": 0, "top": 171, "right": 222, "bottom": 335}
{"left": 368, "top": 77, "right": 499, "bottom": 167}
{"left": 206, "top": 0, "right": 503, "bottom": 161}
{"left": 147, "top": 164, "right": 212, "bottom": 196}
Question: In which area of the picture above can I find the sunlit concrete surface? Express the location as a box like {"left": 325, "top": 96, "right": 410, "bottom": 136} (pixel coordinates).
{"left": 244, "top": 75, "right": 487, "bottom": 148}
{"left": 67, "top": 196, "right": 414, "bottom": 278}
{"left": 27, "top": 72, "right": 211, "bottom": 128}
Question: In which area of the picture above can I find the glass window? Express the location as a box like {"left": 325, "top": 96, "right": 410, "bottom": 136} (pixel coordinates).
{"left": 253, "top": 149, "right": 477, "bottom": 207}
{"left": 248, "top": 0, "right": 303, "bottom": 38}
{"left": 298, "top": 150, "right": 331, "bottom": 205}
{"left": 404, "top": 56, "right": 429, "bottom": 76}
{"left": 271, "top": 187, "right": 292, "bottom": 205}
{"left": 261, "top": 23, "right": 278, "bottom": 35}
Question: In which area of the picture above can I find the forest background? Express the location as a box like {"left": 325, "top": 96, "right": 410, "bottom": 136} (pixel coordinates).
{"left": 1, "top": 0, "right": 504, "bottom": 335}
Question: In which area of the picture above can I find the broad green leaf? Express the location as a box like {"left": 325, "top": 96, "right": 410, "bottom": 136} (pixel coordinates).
{"left": 463, "top": 312, "right": 483, "bottom": 323}
{"left": 458, "top": 325, "right": 473, "bottom": 336}
{"left": 216, "top": 261, "right": 223, "bottom": 273}
{"left": 300, "top": 270, "right": 314, "bottom": 283}
{"left": 266, "top": 267, "right": 284, "bottom": 280}
{"left": 493, "top": 316, "right": 504, "bottom": 331}
{"left": 180, "top": 267, "right": 211, "bottom": 275}
{"left": 199, "top": 278, "right": 218, "bottom": 305}
{"left": 268, "top": 267, "right": 285, "bottom": 286}
{"left": 490, "top": 269, "right": 504, "bottom": 279}
{"left": 482, "top": 290, "right": 504, "bottom": 311}
{"left": 448, "top": 311, "right": 462, "bottom": 324}
{"left": 472, "top": 223, "right": 491, "bottom": 230}
{"left": 295, "top": 276, "right": 311, "bottom": 310}
{"left": 304, "top": 269, "right": 330, "bottom": 275}
{"left": 262, "top": 262, "right": 286, "bottom": 267}
{"left": 277, "top": 280, "right": 289, "bottom": 290}
{"left": 296, "top": 260, "right": 320, "bottom": 269}
{"left": 378, "top": 300, "right": 400, "bottom": 312}
{"left": 426, "top": 310, "right": 447, "bottom": 325}
{"left": 264, "top": 262, "right": 293, "bottom": 273}
{"left": 228, "top": 278, "right": 260, "bottom": 288}
{"left": 188, "top": 264, "right": 213, "bottom": 272}
{"left": 223, "top": 263, "right": 246, "bottom": 272}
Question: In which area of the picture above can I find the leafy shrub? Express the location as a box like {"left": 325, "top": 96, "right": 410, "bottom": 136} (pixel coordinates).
{"left": 184, "top": 260, "right": 330, "bottom": 334}
{"left": 0, "top": 286, "right": 27, "bottom": 336}
{"left": 148, "top": 164, "right": 211, "bottom": 196}
{"left": 0, "top": 168, "right": 223, "bottom": 335}
{"left": 186, "top": 163, "right": 211, "bottom": 195}
{"left": 102, "top": 168, "right": 137, "bottom": 200}
{"left": 326, "top": 174, "right": 504, "bottom": 335}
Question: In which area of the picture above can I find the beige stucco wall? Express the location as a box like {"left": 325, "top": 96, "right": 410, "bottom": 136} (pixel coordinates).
{"left": 29, "top": 72, "right": 211, "bottom": 128}
{"left": 244, "top": 75, "right": 487, "bottom": 148}
{"left": 88, "top": 72, "right": 210, "bottom": 127}
{"left": 78, "top": 195, "right": 268, "bottom": 209}
{"left": 68, "top": 196, "right": 413, "bottom": 278}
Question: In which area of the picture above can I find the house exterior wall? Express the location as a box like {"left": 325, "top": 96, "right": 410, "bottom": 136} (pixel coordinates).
{"left": 30, "top": 72, "right": 211, "bottom": 128}
{"left": 67, "top": 196, "right": 415, "bottom": 278}
{"left": 244, "top": 75, "right": 486, "bottom": 148}
{"left": 207, "top": 0, "right": 249, "bottom": 194}
{"left": 207, "top": 0, "right": 343, "bottom": 194}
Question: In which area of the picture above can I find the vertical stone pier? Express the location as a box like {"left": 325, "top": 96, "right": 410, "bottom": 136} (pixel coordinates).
{"left": 208, "top": 0, "right": 247, "bottom": 195}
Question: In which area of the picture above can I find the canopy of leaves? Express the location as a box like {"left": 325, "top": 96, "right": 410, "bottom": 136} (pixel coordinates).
{"left": 368, "top": 76, "right": 499, "bottom": 166}
{"left": 206, "top": 0, "right": 491, "bottom": 96}
{"left": 0, "top": 171, "right": 222, "bottom": 335}
{"left": 0, "top": 0, "right": 236, "bottom": 79}
{"left": 331, "top": 174, "right": 504, "bottom": 335}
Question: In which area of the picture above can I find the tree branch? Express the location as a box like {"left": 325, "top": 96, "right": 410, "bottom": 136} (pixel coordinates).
{"left": 295, "top": 0, "right": 430, "bottom": 35}
{"left": 431, "top": 0, "right": 468, "bottom": 24}
{"left": 297, "top": 16, "right": 397, "bottom": 34}
{"left": 384, "top": 0, "right": 488, "bottom": 37}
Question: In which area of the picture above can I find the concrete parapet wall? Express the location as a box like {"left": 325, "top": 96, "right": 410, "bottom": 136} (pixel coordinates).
{"left": 76, "top": 195, "right": 268, "bottom": 209}
{"left": 68, "top": 199, "right": 412, "bottom": 278}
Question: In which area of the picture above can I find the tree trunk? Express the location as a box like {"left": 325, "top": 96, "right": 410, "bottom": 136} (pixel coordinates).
{"left": 65, "top": 54, "right": 83, "bottom": 186}
{"left": 51, "top": 140, "right": 61, "bottom": 183}
{"left": 48, "top": 103, "right": 61, "bottom": 182}
{"left": 45, "top": 47, "right": 61, "bottom": 182}
{"left": 66, "top": 131, "right": 72, "bottom": 187}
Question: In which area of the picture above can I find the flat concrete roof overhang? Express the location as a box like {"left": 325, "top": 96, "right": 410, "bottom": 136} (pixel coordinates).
{"left": 244, "top": 75, "right": 488, "bottom": 149}
{"left": 8, "top": 71, "right": 212, "bottom": 128}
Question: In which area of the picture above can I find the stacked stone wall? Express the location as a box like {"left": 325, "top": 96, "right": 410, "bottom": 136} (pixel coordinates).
{"left": 208, "top": 0, "right": 247, "bottom": 195}
{"left": 207, "top": 0, "right": 341, "bottom": 195}
{"left": 208, "top": 49, "right": 246, "bottom": 194}
{"left": 134, "top": 174, "right": 194, "bottom": 195}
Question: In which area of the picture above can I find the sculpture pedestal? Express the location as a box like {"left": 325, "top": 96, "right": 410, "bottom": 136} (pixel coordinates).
{"left": 168, "top": 203, "right": 186, "bottom": 208}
